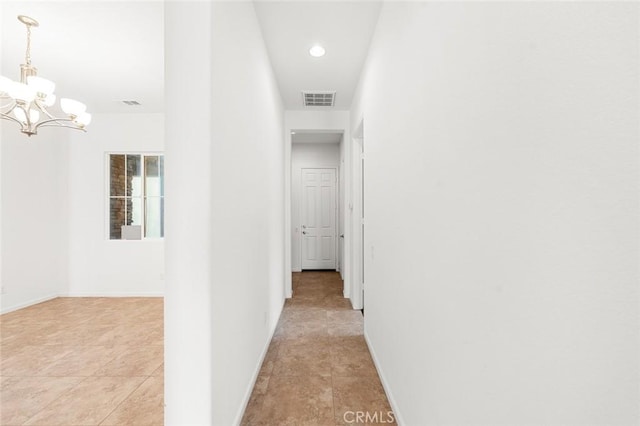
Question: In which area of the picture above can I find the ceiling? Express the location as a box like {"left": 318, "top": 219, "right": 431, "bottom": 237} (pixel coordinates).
{"left": 1, "top": 1, "right": 381, "bottom": 114}
{"left": 254, "top": 1, "right": 382, "bottom": 110}
{"left": 1, "top": 1, "right": 164, "bottom": 114}
{"left": 292, "top": 131, "right": 343, "bottom": 144}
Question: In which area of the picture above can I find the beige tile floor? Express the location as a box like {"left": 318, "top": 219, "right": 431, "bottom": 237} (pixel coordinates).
{"left": 0, "top": 272, "right": 393, "bottom": 425}
{"left": 242, "top": 271, "right": 395, "bottom": 426}
{"left": 0, "top": 297, "right": 164, "bottom": 426}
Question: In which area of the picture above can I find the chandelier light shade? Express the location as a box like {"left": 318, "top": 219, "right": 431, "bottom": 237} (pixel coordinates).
{"left": 0, "top": 15, "right": 91, "bottom": 137}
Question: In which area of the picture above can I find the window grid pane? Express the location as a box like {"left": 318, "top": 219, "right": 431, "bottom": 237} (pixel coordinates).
{"left": 145, "top": 156, "right": 161, "bottom": 197}
{"left": 110, "top": 197, "right": 125, "bottom": 239}
{"left": 127, "top": 155, "right": 142, "bottom": 197}
{"left": 145, "top": 196, "right": 163, "bottom": 238}
{"left": 110, "top": 155, "right": 125, "bottom": 196}
{"left": 109, "top": 154, "right": 164, "bottom": 240}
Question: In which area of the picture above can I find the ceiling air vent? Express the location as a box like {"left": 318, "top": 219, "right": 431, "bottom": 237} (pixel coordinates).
{"left": 302, "top": 91, "right": 335, "bottom": 107}
{"left": 122, "top": 100, "right": 141, "bottom": 106}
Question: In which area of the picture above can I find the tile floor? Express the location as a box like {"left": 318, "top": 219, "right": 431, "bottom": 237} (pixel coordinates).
{"left": 0, "top": 297, "right": 164, "bottom": 425}
{"left": 242, "top": 271, "right": 395, "bottom": 426}
{"left": 0, "top": 272, "right": 393, "bottom": 425}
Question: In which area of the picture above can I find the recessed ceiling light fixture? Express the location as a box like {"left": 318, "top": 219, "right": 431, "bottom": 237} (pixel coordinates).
{"left": 0, "top": 15, "right": 91, "bottom": 137}
{"left": 309, "top": 45, "right": 326, "bottom": 58}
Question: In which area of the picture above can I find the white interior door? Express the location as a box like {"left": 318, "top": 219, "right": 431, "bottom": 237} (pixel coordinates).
{"left": 301, "top": 168, "right": 337, "bottom": 270}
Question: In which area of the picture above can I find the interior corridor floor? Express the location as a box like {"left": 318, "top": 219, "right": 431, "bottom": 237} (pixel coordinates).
{"left": 0, "top": 272, "right": 392, "bottom": 425}
{"left": 241, "top": 271, "right": 395, "bottom": 425}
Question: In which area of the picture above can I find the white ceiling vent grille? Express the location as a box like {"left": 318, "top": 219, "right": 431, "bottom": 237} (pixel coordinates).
{"left": 302, "top": 91, "right": 335, "bottom": 107}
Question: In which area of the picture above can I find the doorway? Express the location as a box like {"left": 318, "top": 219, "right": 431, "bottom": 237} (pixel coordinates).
{"left": 300, "top": 168, "right": 337, "bottom": 270}
{"left": 290, "top": 132, "right": 343, "bottom": 276}
{"left": 285, "top": 122, "right": 351, "bottom": 300}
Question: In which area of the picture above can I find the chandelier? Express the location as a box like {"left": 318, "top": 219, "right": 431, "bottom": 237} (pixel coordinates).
{"left": 0, "top": 15, "right": 91, "bottom": 137}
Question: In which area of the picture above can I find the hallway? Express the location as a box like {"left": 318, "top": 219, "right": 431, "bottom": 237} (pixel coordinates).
{"left": 1, "top": 2, "right": 637, "bottom": 424}
{"left": 242, "top": 272, "right": 395, "bottom": 425}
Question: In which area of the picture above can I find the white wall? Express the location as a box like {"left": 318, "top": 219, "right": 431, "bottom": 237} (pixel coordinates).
{"left": 1, "top": 3, "right": 4, "bottom": 310}
{"left": 0, "top": 2, "right": 70, "bottom": 314}
{"left": 66, "top": 113, "right": 164, "bottom": 296}
{"left": 0, "top": 124, "right": 70, "bottom": 313}
{"left": 291, "top": 142, "right": 340, "bottom": 271}
{"left": 353, "top": 3, "right": 639, "bottom": 425}
{"left": 165, "top": 2, "right": 285, "bottom": 424}
{"left": 210, "top": 4, "right": 285, "bottom": 422}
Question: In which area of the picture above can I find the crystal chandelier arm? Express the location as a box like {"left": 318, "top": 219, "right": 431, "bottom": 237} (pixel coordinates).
{"left": 37, "top": 122, "right": 87, "bottom": 132}
{"left": 1, "top": 99, "right": 17, "bottom": 111}
{"left": 33, "top": 117, "right": 87, "bottom": 132}
{"left": 32, "top": 101, "right": 80, "bottom": 128}
{"left": 33, "top": 100, "right": 56, "bottom": 119}
{"left": 0, "top": 110, "right": 23, "bottom": 126}
{"left": 1, "top": 100, "right": 22, "bottom": 125}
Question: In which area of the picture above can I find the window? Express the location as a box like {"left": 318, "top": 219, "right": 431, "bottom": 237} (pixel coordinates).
{"left": 108, "top": 154, "right": 164, "bottom": 240}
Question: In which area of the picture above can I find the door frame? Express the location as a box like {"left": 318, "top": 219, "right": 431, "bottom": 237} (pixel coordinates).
{"left": 351, "top": 119, "right": 365, "bottom": 310}
{"left": 284, "top": 119, "right": 351, "bottom": 300}
{"left": 299, "top": 167, "right": 339, "bottom": 271}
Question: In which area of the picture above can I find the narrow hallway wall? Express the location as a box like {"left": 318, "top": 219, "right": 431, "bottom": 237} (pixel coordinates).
{"left": 352, "top": 2, "right": 639, "bottom": 424}
{"left": 165, "top": 2, "right": 285, "bottom": 424}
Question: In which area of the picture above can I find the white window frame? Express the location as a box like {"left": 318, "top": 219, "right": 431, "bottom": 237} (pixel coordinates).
{"left": 105, "top": 152, "right": 164, "bottom": 241}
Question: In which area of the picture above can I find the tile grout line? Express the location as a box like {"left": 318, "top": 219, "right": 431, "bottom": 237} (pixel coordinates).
{"left": 97, "top": 375, "right": 152, "bottom": 426}
{"left": 19, "top": 375, "right": 92, "bottom": 425}
{"left": 328, "top": 307, "right": 339, "bottom": 426}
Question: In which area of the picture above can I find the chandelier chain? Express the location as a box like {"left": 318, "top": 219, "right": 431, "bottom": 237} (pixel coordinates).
{"left": 25, "top": 24, "right": 32, "bottom": 65}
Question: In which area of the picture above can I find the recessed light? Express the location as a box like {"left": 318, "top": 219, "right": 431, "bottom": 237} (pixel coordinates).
{"left": 291, "top": 131, "right": 296, "bottom": 135}
{"left": 309, "top": 45, "right": 325, "bottom": 57}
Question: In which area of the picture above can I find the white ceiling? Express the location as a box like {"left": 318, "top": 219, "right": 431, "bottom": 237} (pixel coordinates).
{"left": 253, "top": 1, "right": 382, "bottom": 110}
{"left": 292, "top": 132, "right": 342, "bottom": 144}
{"left": 1, "top": 1, "right": 164, "bottom": 114}
{"left": 1, "top": 1, "right": 381, "bottom": 114}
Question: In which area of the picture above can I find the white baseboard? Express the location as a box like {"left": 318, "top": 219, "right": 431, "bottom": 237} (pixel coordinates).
{"left": 233, "top": 299, "right": 285, "bottom": 426}
{"left": 0, "top": 293, "right": 59, "bottom": 315}
{"left": 364, "top": 331, "right": 405, "bottom": 426}
{"left": 1, "top": 292, "right": 164, "bottom": 314}
{"left": 64, "top": 292, "right": 164, "bottom": 297}
{"left": 292, "top": 268, "right": 302, "bottom": 273}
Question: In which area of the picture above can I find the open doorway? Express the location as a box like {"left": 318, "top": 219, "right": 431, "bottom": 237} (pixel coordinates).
{"left": 283, "top": 112, "right": 352, "bottom": 302}
{"left": 290, "top": 130, "right": 344, "bottom": 274}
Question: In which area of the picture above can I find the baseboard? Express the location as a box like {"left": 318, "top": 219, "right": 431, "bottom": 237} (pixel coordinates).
{"left": 0, "top": 293, "right": 59, "bottom": 315}
{"left": 64, "top": 292, "right": 164, "bottom": 297}
{"left": 233, "top": 298, "right": 284, "bottom": 426}
{"left": 364, "top": 331, "right": 405, "bottom": 426}
{"left": 292, "top": 268, "right": 302, "bottom": 273}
